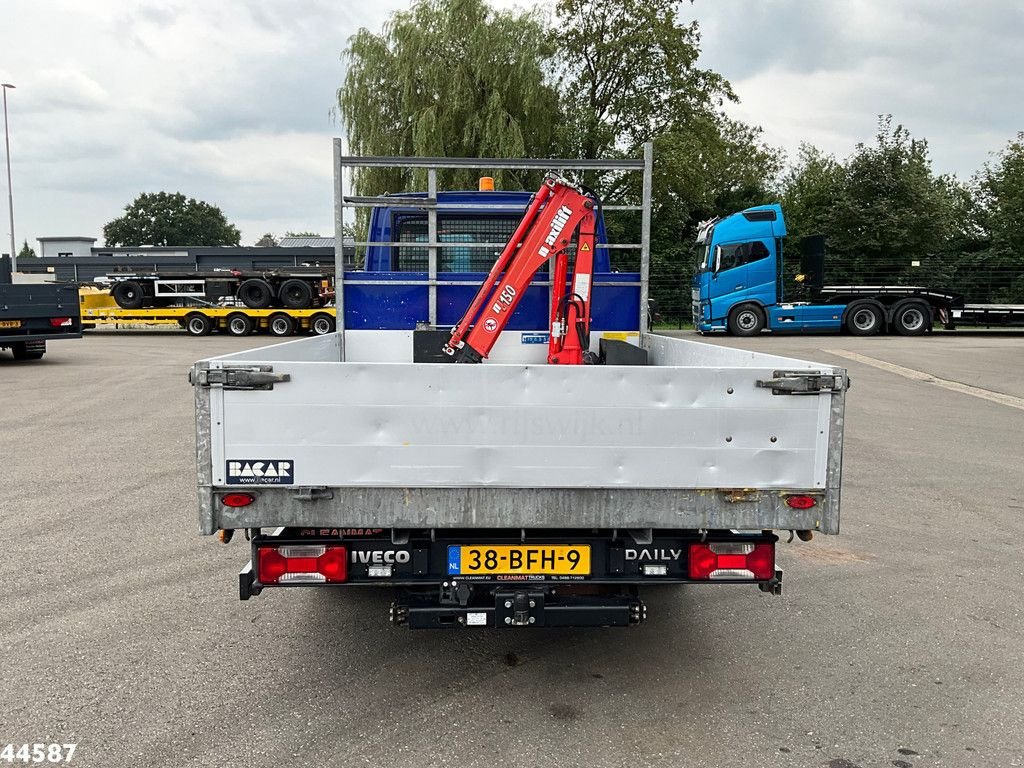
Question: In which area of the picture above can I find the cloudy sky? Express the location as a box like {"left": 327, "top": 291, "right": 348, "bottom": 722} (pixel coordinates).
{"left": 2, "top": 0, "right": 1021, "bottom": 251}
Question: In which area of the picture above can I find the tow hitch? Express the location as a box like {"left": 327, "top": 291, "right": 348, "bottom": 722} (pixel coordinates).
{"left": 391, "top": 586, "right": 646, "bottom": 629}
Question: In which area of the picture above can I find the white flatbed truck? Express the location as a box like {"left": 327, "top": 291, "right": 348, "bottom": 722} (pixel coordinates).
{"left": 191, "top": 148, "right": 849, "bottom": 629}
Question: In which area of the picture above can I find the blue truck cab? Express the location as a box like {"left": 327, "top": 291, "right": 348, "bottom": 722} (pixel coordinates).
{"left": 692, "top": 204, "right": 847, "bottom": 334}
{"left": 346, "top": 189, "right": 640, "bottom": 332}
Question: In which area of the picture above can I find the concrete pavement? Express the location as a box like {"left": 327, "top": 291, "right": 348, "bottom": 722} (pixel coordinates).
{"left": 1, "top": 330, "right": 1022, "bottom": 767}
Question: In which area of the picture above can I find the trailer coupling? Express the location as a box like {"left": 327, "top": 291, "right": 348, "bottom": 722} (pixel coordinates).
{"left": 391, "top": 587, "right": 646, "bottom": 629}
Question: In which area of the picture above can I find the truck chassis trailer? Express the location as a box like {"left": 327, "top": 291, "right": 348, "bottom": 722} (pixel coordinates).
{"left": 816, "top": 285, "right": 1024, "bottom": 333}
{"left": 106, "top": 268, "right": 333, "bottom": 311}
{"left": 81, "top": 302, "right": 336, "bottom": 337}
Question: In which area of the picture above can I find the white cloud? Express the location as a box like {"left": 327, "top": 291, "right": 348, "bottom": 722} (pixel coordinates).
{"left": 688, "top": 0, "right": 1024, "bottom": 177}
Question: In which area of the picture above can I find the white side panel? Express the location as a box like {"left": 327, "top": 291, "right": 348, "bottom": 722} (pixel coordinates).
{"left": 644, "top": 333, "right": 827, "bottom": 370}
{"left": 211, "top": 332, "right": 341, "bottom": 363}
{"left": 216, "top": 360, "right": 829, "bottom": 490}
{"left": 209, "top": 385, "right": 226, "bottom": 485}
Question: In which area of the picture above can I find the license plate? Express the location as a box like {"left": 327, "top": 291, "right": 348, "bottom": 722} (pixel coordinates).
{"left": 0, "top": 320, "right": 21, "bottom": 328}
{"left": 447, "top": 545, "right": 590, "bottom": 576}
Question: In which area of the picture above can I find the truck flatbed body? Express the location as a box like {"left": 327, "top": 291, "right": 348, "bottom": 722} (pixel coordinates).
{"left": 193, "top": 331, "right": 846, "bottom": 536}
{"left": 0, "top": 278, "right": 82, "bottom": 359}
{"left": 195, "top": 147, "right": 850, "bottom": 623}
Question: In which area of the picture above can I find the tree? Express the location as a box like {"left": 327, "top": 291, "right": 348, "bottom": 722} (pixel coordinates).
{"left": 554, "top": 0, "right": 733, "bottom": 160}
{"left": 338, "top": 0, "right": 781, "bottom": 323}
{"left": 17, "top": 240, "right": 36, "bottom": 259}
{"left": 647, "top": 118, "right": 782, "bottom": 322}
{"left": 285, "top": 231, "right": 321, "bottom": 238}
{"left": 972, "top": 133, "right": 1024, "bottom": 302}
{"left": 339, "top": 0, "right": 561, "bottom": 195}
{"left": 255, "top": 233, "right": 279, "bottom": 247}
{"left": 781, "top": 117, "right": 967, "bottom": 289}
{"left": 553, "top": 0, "right": 781, "bottom": 321}
{"left": 103, "top": 192, "right": 240, "bottom": 247}
{"left": 777, "top": 145, "right": 847, "bottom": 293}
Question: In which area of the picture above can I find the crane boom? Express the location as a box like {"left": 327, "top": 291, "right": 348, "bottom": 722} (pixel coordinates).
{"left": 444, "top": 174, "right": 599, "bottom": 364}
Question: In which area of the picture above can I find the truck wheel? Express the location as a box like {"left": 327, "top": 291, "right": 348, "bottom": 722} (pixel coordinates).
{"left": 112, "top": 280, "right": 145, "bottom": 309}
{"left": 728, "top": 305, "right": 765, "bottom": 336}
{"left": 11, "top": 341, "right": 45, "bottom": 360}
{"left": 310, "top": 313, "right": 335, "bottom": 335}
{"left": 845, "top": 304, "right": 882, "bottom": 336}
{"left": 268, "top": 313, "right": 296, "bottom": 337}
{"left": 279, "top": 279, "right": 314, "bottom": 309}
{"left": 238, "top": 279, "right": 273, "bottom": 309}
{"left": 184, "top": 313, "right": 213, "bottom": 336}
{"left": 226, "top": 313, "right": 255, "bottom": 336}
{"left": 893, "top": 302, "right": 930, "bottom": 336}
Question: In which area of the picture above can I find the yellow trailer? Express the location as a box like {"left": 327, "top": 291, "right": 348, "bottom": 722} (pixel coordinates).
{"left": 79, "top": 289, "right": 336, "bottom": 337}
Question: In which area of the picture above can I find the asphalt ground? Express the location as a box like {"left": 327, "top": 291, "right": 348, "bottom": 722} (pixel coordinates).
{"left": 1, "top": 329, "right": 1022, "bottom": 768}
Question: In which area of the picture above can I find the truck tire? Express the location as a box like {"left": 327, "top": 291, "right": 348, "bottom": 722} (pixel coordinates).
{"left": 238, "top": 279, "right": 273, "bottom": 309}
{"left": 11, "top": 341, "right": 45, "bottom": 360}
{"left": 893, "top": 301, "right": 930, "bottom": 336}
{"left": 310, "top": 313, "right": 335, "bottom": 335}
{"left": 268, "top": 313, "right": 296, "bottom": 337}
{"left": 112, "top": 280, "right": 145, "bottom": 309}
{"left": 845, "top": 303, "right": 883, "bottom": 336}
{"left": 279, "top": 279, "right": 314, "bottom": 309}
{"left": 226, "top": 312, "right": 255, "bottom": 336}
{"left": 728, "top": 304, "right": 765, "bottom": 336}
{"left": 184, "top": 312, "right": 213, "bottom": 336}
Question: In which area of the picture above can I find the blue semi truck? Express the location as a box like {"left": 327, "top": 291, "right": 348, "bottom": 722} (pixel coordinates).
{"left": 692, "top": 204, "right": 1024, "bottom": 336}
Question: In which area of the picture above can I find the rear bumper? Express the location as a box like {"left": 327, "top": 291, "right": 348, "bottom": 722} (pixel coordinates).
{"left": 0, "top": 315, "right": 82, "bottom": 345}
{"left": 393, "top": 589, "right": 646, "bottom": 629}
{"left": 0, "top": 330, "right": 82, "bottom": 345}
{"left": 236, "top": 528, "right": 784, "bottom": 627}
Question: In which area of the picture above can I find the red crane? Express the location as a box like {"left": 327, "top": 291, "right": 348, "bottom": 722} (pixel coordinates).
{"left": 444, "top": 173, "right": 600, "bottom": 365}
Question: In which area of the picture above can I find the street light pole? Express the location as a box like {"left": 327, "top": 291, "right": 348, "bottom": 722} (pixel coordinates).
{"left": 2, "top": 83, "right": 16, "bottom": 272}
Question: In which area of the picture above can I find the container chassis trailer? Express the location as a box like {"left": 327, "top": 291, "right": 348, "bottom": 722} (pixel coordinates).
{"left": 105, "top": 267, "right": 333, "bottom": 311}
{"left": 81, "top": 302, "right": 337, "bottom": 337}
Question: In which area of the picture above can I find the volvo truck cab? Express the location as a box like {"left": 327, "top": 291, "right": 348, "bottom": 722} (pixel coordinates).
{"left": 694, "top": 204, "right": 853, "bottom": 335}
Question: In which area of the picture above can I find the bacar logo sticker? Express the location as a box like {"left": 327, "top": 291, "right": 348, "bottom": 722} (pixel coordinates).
{"left": 226, "top": 459, "right": 294, "bottom": 485}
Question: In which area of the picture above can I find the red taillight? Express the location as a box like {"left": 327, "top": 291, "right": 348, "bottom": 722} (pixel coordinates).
{"left": 221, "top": 493, "right": 255, "bottom": 508}
{"left": 257, "top": 545, "right": 348, "bottom": 585}
{"left": 785, "top": 495, "right": 817, "bottom": 509}
{"left": 688, "top": 542, "right": 774, "bottom": 580}
{"left": 49, "top": 317, "right": 73, "bottom": 327}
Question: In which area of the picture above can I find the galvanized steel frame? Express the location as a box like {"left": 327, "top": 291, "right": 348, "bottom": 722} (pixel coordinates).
{"left": 332, "top": 141, "right": 654, "bottom": 358}
{"left": 193, "top": 330, "right": 847, "bottom": 536}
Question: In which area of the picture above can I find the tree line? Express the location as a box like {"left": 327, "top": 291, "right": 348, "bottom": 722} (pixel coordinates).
{"left": 339, "top": 0, "right": 1024, "bottom": 320}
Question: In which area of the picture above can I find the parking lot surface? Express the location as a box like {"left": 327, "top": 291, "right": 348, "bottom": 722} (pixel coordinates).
{"left": 2, "top": 330, "right": 1022, "bottom": 767}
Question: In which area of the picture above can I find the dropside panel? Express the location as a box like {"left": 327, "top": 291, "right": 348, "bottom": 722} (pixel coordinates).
{"left": 195, "top": 333, "right": 845, "bottom": 535}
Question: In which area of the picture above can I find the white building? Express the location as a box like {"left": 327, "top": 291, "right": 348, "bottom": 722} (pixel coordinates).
{"left": 37, "top": 236, "right": 96, "bottom": 258}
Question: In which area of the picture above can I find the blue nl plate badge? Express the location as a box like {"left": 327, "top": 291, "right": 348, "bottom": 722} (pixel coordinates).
{"left": 447, "top": 545, "right": 461, "bottom": 575}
